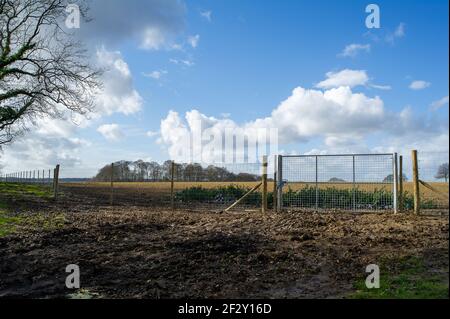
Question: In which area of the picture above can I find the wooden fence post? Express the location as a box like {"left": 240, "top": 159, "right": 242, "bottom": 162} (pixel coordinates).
{"left": 262, "top": 156, "right": 268, "bottom": 213}
{"left": 276, "top": 155, "right": 283, "bottom": 213}
{"left": 393, "top": 153, "right": 399, "bottom": 214}
{"left": 412, "top": 150, "right": 420, "bottom": 214}
{"left": 110, "top": 163, "right": 114, "bottom": 206}
{"left": 273, "top": 155, "right": 277, "bottom": 211}
{"left": 399, "top": 155, "right": 403, "bottom": 212}
{"left": 53, "top": 164, "right": 60, "bottom": 200}
{"left": 170, "top": 160, "right": 175, "bottom": 211}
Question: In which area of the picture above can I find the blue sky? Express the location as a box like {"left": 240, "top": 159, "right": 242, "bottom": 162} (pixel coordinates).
{"left": 1, "top": 0, "right": 449, "bottom": 177}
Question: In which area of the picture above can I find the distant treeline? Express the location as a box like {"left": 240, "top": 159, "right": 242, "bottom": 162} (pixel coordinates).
{"left": 93, "top": 160, "right": 261, "bottom": 182}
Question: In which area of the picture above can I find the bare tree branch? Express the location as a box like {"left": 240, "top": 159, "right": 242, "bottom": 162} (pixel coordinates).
{"left": 0, "top": 0, "right": 101, "bottom": 146}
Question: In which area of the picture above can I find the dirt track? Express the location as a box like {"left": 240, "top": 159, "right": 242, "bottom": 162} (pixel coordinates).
{"left": 0, "top": 195, "right": 448, "bottom": 298}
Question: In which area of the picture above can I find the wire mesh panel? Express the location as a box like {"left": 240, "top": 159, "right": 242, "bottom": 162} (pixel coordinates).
{"left": 417, "top": 151, "right": 449, "bottom": 211}
{"left": 280, "top": 154, "right": 395, "bottom": 212}
{"left": 56, "top": 161, "right": 271, "bottom": 211}
{"left": 173, "top": 162, "right": 267, "bottom": 211}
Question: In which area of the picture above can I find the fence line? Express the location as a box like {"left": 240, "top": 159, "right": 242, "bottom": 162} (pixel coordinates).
{"left": 0, "top": 165, "right": 59, "bottom": 199}
{"left": 1, "top": 150, "right": 448, "bottom": 214}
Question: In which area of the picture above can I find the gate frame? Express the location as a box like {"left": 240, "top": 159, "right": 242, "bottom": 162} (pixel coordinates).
{"left": 275, "top": 153, "right": 398, "bottom": 213}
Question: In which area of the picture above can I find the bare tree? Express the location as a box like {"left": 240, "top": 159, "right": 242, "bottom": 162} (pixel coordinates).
{"left": 435, "top": 163, "right": 449, "bottom": 182}
{"left": 0, "top": 0, "right": 100, "bottom": 145}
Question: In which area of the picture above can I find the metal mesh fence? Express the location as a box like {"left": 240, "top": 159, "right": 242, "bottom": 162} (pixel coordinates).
{"left": 279, "top": 154, "right": 395, "bottom": 211}
{"left": 56, "top": 161, "right": 271, "bottom": 211}
{"left": 172, "top": 162, "right": 265, "bottom": 211}
{"left": 417, "top": 151, "right": 449, "bottom": 210}
{"left": 6, "top": 151, "right": 446, "bottom": 213}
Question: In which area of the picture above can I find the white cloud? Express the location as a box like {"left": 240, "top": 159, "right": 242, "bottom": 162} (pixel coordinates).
{"left": 339, "top": 44, "right": 370, "bottom": 57}
{"left": 146, "top": 130, "right": 159, "bottom": 137}
{"left": 159, "top": 86, "right": 386, "bottom": 161}
{"left": 140, "top": 27, "right": 167, "bottom": 50}
{"left": 0, "top": 118, "right": 88, "bottom": 171}
{"left": 409, "top": 80, "right": 431, "bottom": 90}
{"left": 143, "top": 70, "right": 168, "bottom": 79}
{"left": 187, "top": 34, "right": 200, "bottom": 48}
{"left": 316, "top": 69, "right": 369, "bottom": 89}
{"left": 369, "top": 84, "right": 392, "bottom": 90}
{"left": 95, "top": 48, "right": 143, "bottom": 115}
{"left": 97, "top": 124, "right": 124, "bottom": 141}
{"left": 430, "top": 96, "right": 449, "bottom": 111}
{"left": 200, "top": 10, "right": 212, "bottom": 22}
{"left": 170, "top": 58, "right": 195, "bottom": 67}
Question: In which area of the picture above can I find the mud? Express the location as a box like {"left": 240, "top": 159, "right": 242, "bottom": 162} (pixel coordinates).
{"left": 0, "top": 194, "right": 448, "bottom": 299}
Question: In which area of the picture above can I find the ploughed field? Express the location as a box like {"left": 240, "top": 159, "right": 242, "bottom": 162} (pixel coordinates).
{"left": 0, "top": 184, "right": 448, "bottom": 299}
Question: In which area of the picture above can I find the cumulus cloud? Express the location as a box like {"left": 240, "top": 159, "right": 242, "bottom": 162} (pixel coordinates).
{"left": 95, "top": 48, "right": 143, "bottom": 115}
{"left": 409, "top": 80, "right": 431, "bottom": 90}
{"left": 0, "top": 118, "right": 88, "bottom": 171}
{"left": 97, "top": 124, "right": 124, "bottom": 141}
{"left": 316, "top": 69, "right": 369, "bottom": 89}
{"left": 159, "top": 86, "right": 387, "bottom": 162}
{"left": 158, "top": 80, "right": 449, "bottom": 164}
{"left": 430, "top": 96, "right": 449, "bottom": 111}
{"left": 339, "top": 44, "right": 371, "bottom": 57}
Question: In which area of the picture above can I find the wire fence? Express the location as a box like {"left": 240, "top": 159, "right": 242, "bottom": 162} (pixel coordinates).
{"left": 0, "top": 169, "right": 55, "bottom": 185}
{"left": 416, "top": 151, "right": 449, "bottom": 210}
{"left": 1, "top": 150, "right": 448, "bottom": 213}
{"left": 56, "top": 161, "right": 270, "bottom": 211}
{"left": 278, "top": 154, "right": 395, "bottom": 211}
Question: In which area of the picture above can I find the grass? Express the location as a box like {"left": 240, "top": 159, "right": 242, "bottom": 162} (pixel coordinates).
{"left": 0, "top": 209, "right": 21, "bottom": 237}
{"left": 0, "top": 182, "right": 53, "bottom": 198}
{"left": 0, "top": 190, "right": 66, "bottom": 238}
{"left": 349, "top": 256, "right": 449, "bottom": 299}
{"left": 0, "top": 209, "right": 66, "bottom": 238}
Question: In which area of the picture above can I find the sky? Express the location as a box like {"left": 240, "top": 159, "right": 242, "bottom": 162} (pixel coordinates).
{"left": 0, "top": 0, "right": 449, "bottom": 178}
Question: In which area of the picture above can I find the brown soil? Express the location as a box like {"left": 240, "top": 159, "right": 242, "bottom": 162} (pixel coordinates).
{"left": 0, "top": 192, "right": 448, "bottom": 299}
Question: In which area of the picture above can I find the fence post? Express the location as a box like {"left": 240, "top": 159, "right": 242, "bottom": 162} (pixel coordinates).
{"left": 399, "top": 155, "right": 403, "bottom": 212}
{"left": 110, "top": 163, "right": 114, "bottom": 206}
{"left": 170, "top": 160, "right": 175, "bottom": 211}
{"left": 273, "top": 155, "right": 277, "bottom": 211}
{"left": 262, "top": 156, "right": 268, "bottom": 213}
{"left": 352, "top": 155, "right": 356, "bottom": 211}
{"left": 276, "top": 155, "right": 283, "bottom": 212}
{"left": 412, "top": 150, "right": 420, "bottom": 214}
{"left": 315, "top": 156, "right": 319, "bottom": 210}
{"left": 393, "top": 153, "right": 398, "bottom": 214}
{"left": 53, "top": 164, "right": 60, "bottom": 200}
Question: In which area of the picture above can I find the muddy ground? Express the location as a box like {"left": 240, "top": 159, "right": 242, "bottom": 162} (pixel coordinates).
{"left": 0, "top": 190, "right": 448, "bottom": 299}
